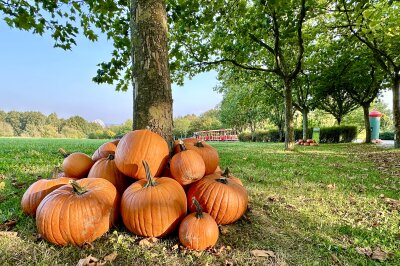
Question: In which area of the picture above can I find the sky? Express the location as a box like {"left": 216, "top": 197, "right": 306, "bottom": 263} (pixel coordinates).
{"left": 0, "top": 24, "right": 393, "bottom": 125}
{"left": 0, "top": 24, "right": 222, "bottom": 125}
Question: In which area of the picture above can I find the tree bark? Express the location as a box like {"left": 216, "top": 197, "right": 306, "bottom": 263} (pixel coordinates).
{"left": 362, "top": 103, "right": 371, "bottom": 144}
{"left": 131, "top": 0, "right": 173, "bottom": 144}
{"left": 393, "top": 74, "right": 400, "bottom": 148}
{"left": 302, "top": 108, "right": 308, "bottom": 140}
{"left": 284, "top": 80, "right": 295, "bottom": 150}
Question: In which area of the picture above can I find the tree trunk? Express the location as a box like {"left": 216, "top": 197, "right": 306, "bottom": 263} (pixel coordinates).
{"left": 250, "top": 123, "right": 256, "bottom": 142}
{"left": 337, "top": 117, "right": 342, "bottom": 126}
{"left": 284, "top": 80, "right": 295, "bottom": 150}
{"left": 302, "top": 108, "right": 308, "bottom": 140}
{"left": 393, "top": 73, "right": 400, "bottom": 148}
{"left": 131, "top": 0, "right": 173, "bottom": 144}
{"left": 362, "top": 103, "right": 371, "bottom": 144}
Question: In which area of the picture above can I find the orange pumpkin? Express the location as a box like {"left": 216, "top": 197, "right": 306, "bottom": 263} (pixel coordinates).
{"left": 170, "top": 140, "right": 205, "bottom": 185}
{"left": 179, "top": 140, "right": 219, "bottom": 175}
{"left": 179, "top": 197, "right": 219, "bottom": 251}
{"left": 121, "top": 161, "right": 187, "bottom": 237}
{"left": 21, "top": 168, "right": 73, "bottom": 216}
{"left": 36, "top": 178, "right": 118, "bottom": 246}
{"left": 187, "top": 175, "right": 248, "bottom": 225}
{"left": 87, "top": 154, "right": 131, "bottom": 195}
{"left": 60, "top": 149, "right": 94, "bottom": 179}
{"left": 115, "top": 130, "right": 169, "bottom": 179}
{"left": 92, "top": 140, "right": 119, "bottom": 162}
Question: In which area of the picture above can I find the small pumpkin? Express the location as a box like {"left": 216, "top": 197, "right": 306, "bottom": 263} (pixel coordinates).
{"left": 179, "top": 197, "right": 219, "bottom": 251}
{"left": 187, "top": 175, "right": 248, "bottom": 225}
{"left": 121, "top": 161, "right": 187, "bottom": 237}
{"left": 115, "top": 130, "right": 169, "bottom": 179}
{"left": 21, "top": 167, "right": 73, "bottom": 216}
{"left": 92, "top": 140, "right": 119, "bottom": 162}
{"left": 178, "top": 140, "right": 219, "bottom": 175}
{"left": 59, "top": 148, "right": 94, "bottom": 179}
{"left": 88, "top": 154, "right": 131, "bottom": 195}
{"left": 170, "top": 140, "right": 206, "bottom": 185}
{"left": 36, "top": 178, "right": 118, "bottom": 246}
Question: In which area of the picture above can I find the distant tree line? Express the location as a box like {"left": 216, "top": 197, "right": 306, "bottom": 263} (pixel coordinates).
{"left": 0, "top": 110, "right": 132, "bottom": 139}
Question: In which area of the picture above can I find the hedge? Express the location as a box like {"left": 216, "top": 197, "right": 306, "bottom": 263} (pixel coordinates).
{"left": 239, "top": 126, "right": 357, "bottom": 143}
{"left": 379, "top": 131, "right": 394, "bottom": 140}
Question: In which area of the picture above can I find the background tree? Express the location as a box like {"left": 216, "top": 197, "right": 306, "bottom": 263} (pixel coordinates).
{"left": 169, "top": 0, "right": 313, "bottom": 150}
{"left": 337, "top": 0, "right": 400, "bottom": 147}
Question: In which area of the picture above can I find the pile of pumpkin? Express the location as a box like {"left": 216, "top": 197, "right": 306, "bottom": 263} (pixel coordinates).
{"left": 21, "top": 129, "right": 248, "bottom": 251}
{"left": 295, "top": 139, "right": 319, "bottom": 146}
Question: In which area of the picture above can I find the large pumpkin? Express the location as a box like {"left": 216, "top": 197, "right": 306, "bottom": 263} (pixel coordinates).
{"left": 121, "top": 161, "right": 187, "bottom": 237}
{"left": 21, "top": 168, "right": 73, "bottom": 216}
{"left": 115, "top": 130, "right": 169, "bottom": 179}
{"left": 60, "top": 149, "right": 94, "bottom": 179}
{"left": 177, "top": 140, "right": 219, "bottom": 175}
{"left": 179, "top": 197, "right": 219, "bottom": 251}
{"left": 170, "top": 140, "right": 205, "bottom": 185}
{"left": 92, "top": 140, "right": 119, "bottom": 162}
{"left": 87, "top": 154, "right": 131, "bottom": 195}
{"left": 187, "top": 175, "right": 248, "bottom": 225}
{"left": 36, "top": 178, "right": 118, "bottom": 246}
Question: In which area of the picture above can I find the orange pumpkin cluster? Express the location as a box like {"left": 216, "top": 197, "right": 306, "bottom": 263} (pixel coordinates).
{"left": 295, "top": 139, "right": 319, "bottom": 146}
{"left": 21, "top": 130, "right": 248, "bottom": 251}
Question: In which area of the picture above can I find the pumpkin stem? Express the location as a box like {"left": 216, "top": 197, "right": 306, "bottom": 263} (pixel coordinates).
{"left": 216, "top": 177, "right": 228, "bottom": 184}
{"left": 222, "top": 167, "right": 231, "bottom": 178}
{"left": 58, "top": 148, "right": 70, "bottom": 158}
{"left": 51, "top": 167, "right": 60, "bottom": 179}
{"left": 143, "top": 161, "right": 157, "bottom": 187}
{"left": 194, "top": 141, "right": 204, "bottom": 148}
{"left": 69, "top": 180, "right": 87, "bottom": 195}
{"left": 107, "top": 154, "right": 115, "bottom": 160}
{"left": 192, "top": 197, "right": 204, "bottom": 219}
{"left": 178, "top": 139, "right": 187, "bottom": 152}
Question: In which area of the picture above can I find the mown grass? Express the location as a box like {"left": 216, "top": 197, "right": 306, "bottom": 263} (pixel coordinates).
{"left": 0, "top": 138, "right": 399, "bottom": 265}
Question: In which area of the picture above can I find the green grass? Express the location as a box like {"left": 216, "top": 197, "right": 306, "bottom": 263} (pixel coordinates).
{"left": 0, "top": 138, "right": 399, "bottom": 265}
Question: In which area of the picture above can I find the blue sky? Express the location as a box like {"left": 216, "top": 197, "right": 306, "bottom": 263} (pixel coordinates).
{"left": 0, "top": 24, "right": 222, "bottom": 125}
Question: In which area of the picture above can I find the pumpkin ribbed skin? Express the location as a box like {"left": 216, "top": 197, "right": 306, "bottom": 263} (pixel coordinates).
{"left": 92, "top": 140, "right": 119, "bottom": 162}
{"left": 21, "top": 177, "right": 72, "bottom": 216}
{"left": 87, "top": 155, "right": 131, "bottom": 195}
{"left": 115, "top": 130, "right": 169, "bottom": 179}
{"left": 170, "top": 144, "right": 205, "bottom": 185}
{"left": 121, "top": 163, "right": 187, "bottom": 237}
{"left": 179, "top": 198, "right": 219, "bottom": 251}
{"left": 36, "top": 178, "right": 118, "bottom": 246}
{"left": 179, "top": 140, "right": 219, "bottom": 175}
{"left": 63, "top": 152, "right": 94, "bottom": 179}
{"left": 187, "top": 177, "right": 248, "bottom": 225}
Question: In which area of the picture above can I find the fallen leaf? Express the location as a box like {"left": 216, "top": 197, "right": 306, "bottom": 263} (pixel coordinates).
{"left": 171, "top": 244, "right": 179, "bottom": 251}
{"left": 82, "top": 242, "right": 94, "bottom": 250}
{"left": 327, "top": 183, "right": 336, "bottom": 190}
{"left": 331, "top": 254, "right": 342, "bottom": 265}
{"left": 250, "top": 249, "right": 276, "bottom": 258}
{"left": 225, "top": 260, "right": 234, "bottom": 266}
{"left": 371, "top": 248, "right": 389, "bottom": 262}
{"left": 139, "top": 237, "right": 159, "bottom": 247}
{"left": 11, "top": 180, "right": 26, "bottom": 189}
{"left": 383, "top": 197, "right": 400, "bottom": 211}
{"left": 207, "top": 245, "right": 226, "bottom": 256}
{"left": 0, "top": 231, "right": 18, "bottom": 238}
{"left": 76, "top": 255, "right": 104, "bottom": 266}
{"left": 356, "top": 247, "right": 372, "bottom": 257}
{"left": 285, "top": 204, "right": 297, "bottom": 210}
{"left": 103, "top": 251, "right": 117, "bottom": 262}
{"left": 0, "top": 219, "right": 17, "bottom": 230}
{"left": 219, "top": 226, "right": 229, "bottom": 235}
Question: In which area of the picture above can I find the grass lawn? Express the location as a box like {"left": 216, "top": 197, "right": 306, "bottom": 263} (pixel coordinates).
{"left": 0, "top": 138, "right": 399, "bottom": 265}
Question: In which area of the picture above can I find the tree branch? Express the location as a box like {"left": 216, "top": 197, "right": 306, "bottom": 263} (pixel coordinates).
{"left": 289, "top": 0, "right": 306, "bottom": 80}
{"left": 249, "top": 33, "right": 275, "bottom": 55}
{"left": 191, "top": 59, "right": 278, "bottom": 73}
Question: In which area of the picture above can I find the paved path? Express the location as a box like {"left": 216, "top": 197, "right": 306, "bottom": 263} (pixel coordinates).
{"left": 378, "top": 140, "right": 395, "bottom": 148}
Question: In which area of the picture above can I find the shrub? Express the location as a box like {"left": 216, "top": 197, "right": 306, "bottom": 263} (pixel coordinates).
{"left": 238, "top": 132, "right": 252, "bottom": 142}
{"left": 319, "top": 126, "right": 357, "bottom": 143}
{"left": 379, "top": 131, "right": 394, "bottom": 140}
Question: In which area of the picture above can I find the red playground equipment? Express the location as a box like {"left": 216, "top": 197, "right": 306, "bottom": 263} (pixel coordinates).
{"left": 194, "top": 129, "right": 239, "bottom": 142}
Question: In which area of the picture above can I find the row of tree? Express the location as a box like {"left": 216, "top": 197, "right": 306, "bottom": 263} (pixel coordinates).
{"left": 1, "top": 0, "right": 399, "bottom": 149}
{"left": 0, "top": 111, "right": 132, "bottom": 139}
